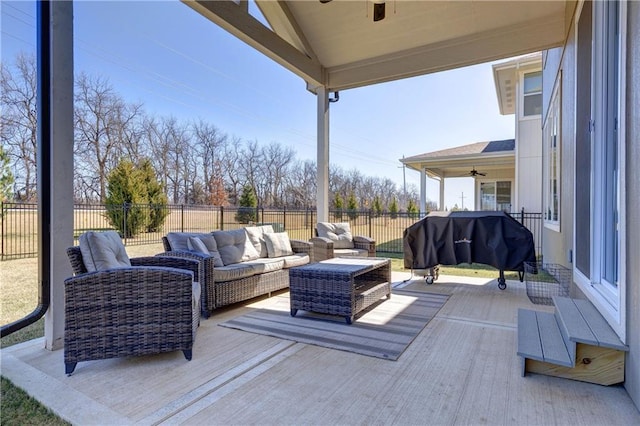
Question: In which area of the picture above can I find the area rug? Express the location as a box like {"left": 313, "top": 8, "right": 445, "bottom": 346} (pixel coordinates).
{"left": 219, "top": 289, "right": 449, "bottom": 361}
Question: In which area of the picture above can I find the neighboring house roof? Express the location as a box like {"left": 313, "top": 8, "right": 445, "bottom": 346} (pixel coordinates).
{"left": 493, "top": 52, "right": 542, "bottom": 115}
{"left": 404, "top": 139, "right": 515, "bottom": 162}
{"left": 400, "top": 139, "right": 515, "bottom": 178}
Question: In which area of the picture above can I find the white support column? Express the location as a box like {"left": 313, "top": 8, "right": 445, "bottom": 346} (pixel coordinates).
{"left": 316, "top": 86, "right": 330, "bottom": 222}
{"left": 45, "top": 1, "right": 74, "bottom": 351}
{"left": 419, "top": 166, "right": 427, "bottom": 215}
{"left": 439, "top": 177, "right": 445, "bottom": 211}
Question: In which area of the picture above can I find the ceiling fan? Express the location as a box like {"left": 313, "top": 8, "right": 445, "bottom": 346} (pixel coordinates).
{"left": 319, "top": 0, "right": 387, "bottom": 22}
{"left": 468, "top": 167, "right": 487, "bottom": 177}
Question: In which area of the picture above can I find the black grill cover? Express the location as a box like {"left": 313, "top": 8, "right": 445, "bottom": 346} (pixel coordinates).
{"left": 403, "top": 211, "right": 536, "bottom": 272}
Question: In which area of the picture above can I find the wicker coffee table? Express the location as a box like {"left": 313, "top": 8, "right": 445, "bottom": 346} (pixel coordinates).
{"left": 288, "top": 257, "right": 391, "bottom": 324}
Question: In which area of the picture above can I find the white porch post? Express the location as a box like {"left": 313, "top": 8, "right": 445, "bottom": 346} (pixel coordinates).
{"left": 419, "top": 166, "right": 427, "bottom": 215}
{"left": 439, "top": 177, "right": 445, "bottom": 211}
{"left": 316, "top": 86, "right": 330, "bottom": 222}
{"left": 45, "top": 1, "right": 74, "bottom": 350}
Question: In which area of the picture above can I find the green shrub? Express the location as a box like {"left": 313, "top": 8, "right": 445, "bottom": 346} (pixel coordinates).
{"left": 235, "top": 184, "right": 257, "bottom": 224}
{"left": 389, "top": 197, "right": 399, "bottom": 219}
{"left": 347, "top": 192, "right": 358, "bottom": 220}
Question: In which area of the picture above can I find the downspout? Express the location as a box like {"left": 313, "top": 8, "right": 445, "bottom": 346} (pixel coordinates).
{"left": 1, "top": 0, "right": 51, "bottom": 337}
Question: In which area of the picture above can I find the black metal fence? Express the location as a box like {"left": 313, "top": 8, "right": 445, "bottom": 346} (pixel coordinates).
{"left": 1, "top": 202, "right": 542, "bottom": 260}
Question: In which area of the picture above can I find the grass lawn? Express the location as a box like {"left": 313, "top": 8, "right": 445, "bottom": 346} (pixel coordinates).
{"left": 1, "top": 245, "right": 516, "bottom": 424}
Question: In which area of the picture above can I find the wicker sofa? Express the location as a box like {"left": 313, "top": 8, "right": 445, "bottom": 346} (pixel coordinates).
{"left": 65, "top": 234, "right": 201, "bottom": 375}
{"left": 311, "top": 222, "right": 376, "bottom": 262}
{"left": 160, "top": 225, "right": 312, "bottom": 317}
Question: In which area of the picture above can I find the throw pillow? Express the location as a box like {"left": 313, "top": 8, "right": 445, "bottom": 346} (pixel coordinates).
{"left": 245, "top": 225, "right": 274, "bottom": 258}
{"left": 186, "top": 236, "right": 225, "bottom": 267}
{"left": 187, "top": 236, "right": 209, "bottom": 254}
{"left": 213, "top": 228, "right": 260, "bottom": 265}
{"left": 79, "top": 231, "right": 131, "bottom": 272}
{"left": 316, "top": 222, "right": 354, "bottom": 249}
{"left": 264, "top": 232, "right": 294, "bottom": 258}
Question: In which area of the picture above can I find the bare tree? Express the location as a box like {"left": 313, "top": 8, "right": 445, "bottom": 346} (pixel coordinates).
{"left": 237, "top": 139, "right": 264, "bottom": 205}
{"left": 0, "top": 53, "right": 37, "bottom": 201}
{"left": 74, "top": 73, "right": 142, "bottom": 201}
{"left": 261, "top": 142, "right": 295, "bottom": 207}
{"left": 192, "top": 120, "right": 227, "bottom": 202}
{"left": 286, "top": 159, "right": 316, "bottom": 208}
{"left": 220, "top": 137, "right": 243, "bottom": 205}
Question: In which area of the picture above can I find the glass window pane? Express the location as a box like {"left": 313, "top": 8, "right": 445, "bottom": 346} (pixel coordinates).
{"left": 496, "top": 181, "right": 511, "bottom": 212}
{"left": 524, "top": 93, "right": 542, "bottom": 116}
{"left": 524, "top": 71, "right": 542, "bottom": 93}
{"left": 480, "top": 182, "right": 496, "bottom": 211}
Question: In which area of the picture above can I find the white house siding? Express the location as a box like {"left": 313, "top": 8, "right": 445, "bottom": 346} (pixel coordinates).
{"left": 543, "top": 1, "right": 640, "bottom": 410}
{"left": 625, "top": 0, "right": 640, "bottom": 410}
{"left": 515, "top": 118, "right": 542, "bottom": 212}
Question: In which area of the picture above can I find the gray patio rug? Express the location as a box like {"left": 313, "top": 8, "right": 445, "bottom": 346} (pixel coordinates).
{"left": 219, "top": 289, "right": 449, "bottom": 361}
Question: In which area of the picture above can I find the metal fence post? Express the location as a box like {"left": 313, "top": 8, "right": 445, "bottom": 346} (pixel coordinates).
{"left": 123, "top": 203, "right": 128, "bottom": 245}
{"left": 1, "top": 202, "right": 4, "bottom": 260}
{"left": 368, "top": 209, "right": 373, "bottom": 238}
{"left": 181, "top": 204, "right": 185, "bottom": 232}
{"left": 220, "top": 206, "right": 224, "bottom": 230}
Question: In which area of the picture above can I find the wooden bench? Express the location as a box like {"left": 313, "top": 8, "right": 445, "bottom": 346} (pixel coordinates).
{"left": 517, "top": 296, "right": 628, "bottom": 386}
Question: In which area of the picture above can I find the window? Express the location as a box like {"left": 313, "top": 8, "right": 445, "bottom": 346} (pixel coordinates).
{"left": 544, "top": 78, "right": 561, "bottom": 229}
{"left": 522, "top": 71, "right": 542, "bottom": 116}
{"left": 592, "top": 0, "right": 622, "bottom": 298}
{"left": 574, "top": 0, "right": 626, "bottom": 337}
{"left": 480, "top": 181, "right": 511, "bottom": 212}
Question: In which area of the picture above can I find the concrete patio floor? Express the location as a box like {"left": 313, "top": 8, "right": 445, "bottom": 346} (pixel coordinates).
{"left": 2, "top": 272, "right": 639, "bottom": 425}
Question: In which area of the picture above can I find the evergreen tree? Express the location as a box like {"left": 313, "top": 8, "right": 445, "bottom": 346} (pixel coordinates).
{"left": 372, "top": 196, "right": 383, "bottom": 217}
{"left": 333, "top": 192, "right": 344, "bottom": 221}
{"left": 389, "top": 197, "right": 399, "bottom": 219}
{"left": 104, "top": 160, "right": 147, "bottom": 237}
{"left": 347, "top": 192, "right": 358, "bottom": 220}
{"left": 407, "top": 198, "right": 419, "bottom": 219}
{"left": 139, "top": 159, "right": 168, "bottom": 232}
{"left": 0, "top": 146, "right": 14, "bottom": 204}
{"left": 236, "top": 184, "right": 257, "bottom": 224}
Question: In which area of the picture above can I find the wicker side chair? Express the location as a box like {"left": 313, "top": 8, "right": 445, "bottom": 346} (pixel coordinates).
{"left": 64, "top": 246, "right": 201, "bottom": 375}
{"left": 311, "top": 222, "right": 376, "bottom": 262}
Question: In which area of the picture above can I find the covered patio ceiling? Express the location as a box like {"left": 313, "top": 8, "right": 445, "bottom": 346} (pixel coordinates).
{"left": 184, "top": 0, "right": 571, "bottom": 92}
{"left": 402, "top": 139, "right": 515, "bottom": 180}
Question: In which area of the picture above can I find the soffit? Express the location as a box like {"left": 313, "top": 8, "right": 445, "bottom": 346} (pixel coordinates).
{"left": 184, "top": 0, "right": 570, "bottom": 92}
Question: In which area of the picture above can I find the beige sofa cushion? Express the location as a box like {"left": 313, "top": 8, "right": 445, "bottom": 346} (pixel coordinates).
{"left": 212, "top": 263, "right": 256, "bottom": 282}
{"left": 335, "top": 248, "right": 369, "bottom": 257}
{"left": 281, "top": 254, "right": 310, "bottom": 268}
{"left": 244, "top": 258, "right": 285, "bottom": 274}
{"left": 79, "top": 231, "right": 131, "bottom": 272}
{"left": 245, "top": 225, "right": 274, "bottom": 258}
{"left": 317, "top": 222, "right": 354, "bottom": 249}
{"left": 213, "top": 228, "right": 260, "bottom": 265}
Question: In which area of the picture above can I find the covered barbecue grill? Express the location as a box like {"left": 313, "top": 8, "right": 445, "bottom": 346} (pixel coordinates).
{"left": 403, "top": 211, "right": 536, "bottom": 289}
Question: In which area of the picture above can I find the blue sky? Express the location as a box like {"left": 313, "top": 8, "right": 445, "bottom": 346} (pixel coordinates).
{"left": 1, "top": 1, "right": 515, "bottom": 210}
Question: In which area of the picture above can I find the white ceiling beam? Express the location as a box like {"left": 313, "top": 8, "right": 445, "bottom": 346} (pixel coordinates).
{"left": 326, "top": 13, "right": 565, "bottom": 91}
{"left": 255, "top": 0, "right": 319, "bottom": 62}
{"left": 184, "top": 0, "right": 324, "bottom": 87}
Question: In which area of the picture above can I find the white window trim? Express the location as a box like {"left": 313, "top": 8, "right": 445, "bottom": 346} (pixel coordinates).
{"left": 520, "top": 70, "right": 542, "bottom": 120}
{"left": 543, "top": 75, "right": 561, "bottom": 232}
{"left": 572, "top": 0, "right": 626, "bottom": 341}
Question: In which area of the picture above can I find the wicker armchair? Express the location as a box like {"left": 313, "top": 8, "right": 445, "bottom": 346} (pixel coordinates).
{"left": 311, "top": 222, "right": 376, "bottom": 262}
{"left": 64, "top": 246, "right": 201, "bottom": 375}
